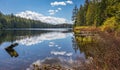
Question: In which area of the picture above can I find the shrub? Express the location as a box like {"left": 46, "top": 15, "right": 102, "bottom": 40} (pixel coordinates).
{"left": 102, "top": 17, "right": 118, "bottom": 33}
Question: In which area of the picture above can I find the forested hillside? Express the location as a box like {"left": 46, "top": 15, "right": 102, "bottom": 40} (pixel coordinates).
{"left": 0, "top": 12, "right": 72, "bottom": 29}
{"left": 74, "top": 0, "right": 120, "bottom": 31}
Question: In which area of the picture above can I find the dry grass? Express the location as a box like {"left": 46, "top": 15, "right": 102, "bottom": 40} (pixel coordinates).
{"left": 74, "top": 27, "right": 120, "bottom": 70}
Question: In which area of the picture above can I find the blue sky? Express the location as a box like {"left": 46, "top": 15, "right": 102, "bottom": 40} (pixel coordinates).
{"left": 0, "top": 0, "right": 85, "bottom": 23}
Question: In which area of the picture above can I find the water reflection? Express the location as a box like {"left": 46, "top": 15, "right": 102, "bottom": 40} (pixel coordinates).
{"left": 5, "top": 43, "right": 19, "bottom": 57}
{"left": 27, "top": 57, "right": 85, "bottom": 70}
{"left": 50, "top": 51, "right": 73, "bottom": 56}
{"left": 15, "top": 32, "right": 68, "bottom": 46}
{"left": 74, "top": 31, "right": 120, "bottom": 69}
{"left": 72, "top": 37, "right": 79, "bottom": 53}
{"left": 0, "top": 30, "right": 49, "bottom": 44}
{"left": 0, "top": 29, "right": 85, "bottom": 70}
{"left": 74, "top": 32, "right": 96, "bottom": 59}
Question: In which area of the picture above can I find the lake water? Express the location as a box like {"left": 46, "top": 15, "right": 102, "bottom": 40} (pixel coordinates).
{"left": 0, "top": 29, "right": 85, "bottom": 70}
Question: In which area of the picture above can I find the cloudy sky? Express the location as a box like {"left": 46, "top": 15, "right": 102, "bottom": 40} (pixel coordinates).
{"left": 0, "top": 0, "right": 85, "bottom": 24}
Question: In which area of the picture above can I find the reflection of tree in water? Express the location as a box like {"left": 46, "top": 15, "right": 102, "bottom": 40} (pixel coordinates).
{"left": 0, "top": 29, "right": 72, "bottom": 44}
{"left": 0, "top": 30, "right": 52, "bottom": 57}
{"left": 0, "top": 30, "right": 50, "bottom": 44}
{"left": 74, "top": 31, "right": 120, "bottom": 69}
{"left": 5, "top": 43, "right": 19, "bottom": 57}
{"left": 75, "top": 35, "right": 95, "bottom": 58}
{"left": 72, "top": 36, "right": 79, "bottom": 53}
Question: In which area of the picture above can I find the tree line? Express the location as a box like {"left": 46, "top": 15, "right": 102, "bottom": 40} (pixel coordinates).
{"left": 74, "top": 0, "right": 120, "bottom": 28}
{"left": 0, "top": 12, "right": 72, "bottom": 29}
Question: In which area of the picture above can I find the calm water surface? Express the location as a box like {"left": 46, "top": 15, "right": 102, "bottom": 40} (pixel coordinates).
{"left": 0, "top": 29, "right": 85, "bottom": 70}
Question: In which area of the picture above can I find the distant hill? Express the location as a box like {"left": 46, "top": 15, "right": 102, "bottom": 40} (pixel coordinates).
{"left": 0, "top": 12, "right": 72, "bottom": 29}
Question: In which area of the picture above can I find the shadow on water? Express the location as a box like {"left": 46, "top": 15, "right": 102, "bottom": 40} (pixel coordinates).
{"left": 5, "top": 43, "right": 19, "bottom": 57}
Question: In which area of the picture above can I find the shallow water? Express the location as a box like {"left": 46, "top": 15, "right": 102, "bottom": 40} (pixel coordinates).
{"left": 0, "top": 29, "right": 85, "bottom": 70}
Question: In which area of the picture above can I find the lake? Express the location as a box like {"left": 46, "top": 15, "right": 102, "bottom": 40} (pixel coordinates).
{"left": 0, "top": 29, "right": 85, "bottom": 70}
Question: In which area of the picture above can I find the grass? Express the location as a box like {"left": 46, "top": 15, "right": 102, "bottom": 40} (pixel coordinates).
{"left": 74, "top": 25, "right": 120, "bottom": 70}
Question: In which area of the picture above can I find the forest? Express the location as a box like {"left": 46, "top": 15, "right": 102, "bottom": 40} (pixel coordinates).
{"left": 74, "top": 0, "right": 120, "bottom": 32}
{"left": 73, "top": 0, "right": 120, "bottom": 69}
{"left": 0, "top": 12, "right": 72, "bottom": 29}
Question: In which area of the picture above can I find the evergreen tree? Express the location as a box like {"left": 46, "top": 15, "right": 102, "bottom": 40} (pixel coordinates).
{"left": 74, "top": 0, "right": 120, "bottom": 26}
{"left": 72, "top": 5, "right": 78, "bottom": 26}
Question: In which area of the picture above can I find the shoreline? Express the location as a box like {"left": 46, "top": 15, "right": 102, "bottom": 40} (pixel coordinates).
{"left": 73, "top": 26, "right": 120, "bottom": 69}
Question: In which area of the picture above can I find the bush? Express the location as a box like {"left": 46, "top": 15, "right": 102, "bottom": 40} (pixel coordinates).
{"left": 102, "top": 17, "right": 118, "bottom": 33}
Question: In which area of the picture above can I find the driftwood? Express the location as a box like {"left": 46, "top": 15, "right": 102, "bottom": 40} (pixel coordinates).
{"left": 5, "top": 43, "right": 19, "bottom": 57}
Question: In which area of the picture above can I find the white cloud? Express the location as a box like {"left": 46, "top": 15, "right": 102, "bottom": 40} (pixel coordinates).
{"left": 55, "top": 10, "right": 58, "bottom": 12}
{"left": 48, "top": 8, "right": 62, "bottom": 15}
{"left": 66, "top": 0, "right": 73, "bottom": 4}
{"left": 48, "top": 10, "right": 55, "bottom": 15}
{"left": 15, "top": 10, "right": 68, "bottom": 24}
{"left": 50, "top": 0, "right": 73, "bottom": 6}
{"left": 51, "top": 1, "right": 66, "bottom": 6}
{"left": 48, "top": 9, "right": 58, "bottom": 15}
{"left": 58, "top": 8, "right": 62, "bottom": 10}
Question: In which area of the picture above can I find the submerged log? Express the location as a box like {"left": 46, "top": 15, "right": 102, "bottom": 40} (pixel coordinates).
{"left": 5, "top": 43, "right": 19, "bottom": 57}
